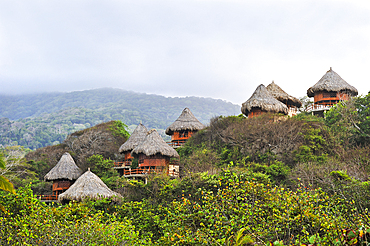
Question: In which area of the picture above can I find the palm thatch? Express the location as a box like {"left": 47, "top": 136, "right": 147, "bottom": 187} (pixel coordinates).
{"left": 132, "top": 129, "right": 180, "bottom": 158}
{"left": 165, "top": 108, "right": 205, "bottom": 135}
{"left": 267, "top": 81, "right": 302, "bottom": 108}
{"left": 241, "top": 84, "right": 288, "bottom": 116}
{"left": 58, "top": 170, "right": 122, "bottom": 203}
{"left": 44, "top": 152, "right": 82, "bottom": 181}
{"left": 307, "top": 67, "right": 358, "bottom": 97}
{"left": 118, "top": 123, "right": 148, "bottom": 153}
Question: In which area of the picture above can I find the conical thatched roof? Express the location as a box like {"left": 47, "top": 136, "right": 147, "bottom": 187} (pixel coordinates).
{"left": 307, "top": 67, "right": 358, "bottom": 97}
{"left": 118, "top": 123, "right": 148, "bottom": 153}
{"left": 165, "top": 108, "right": 205, "bottom": 135}
{"left": 58, "top": 170, "right": 122, "bottom": 202}
{"left": 132, "top": 129, "right": 180, "bottom": 158}
{"left": 241, "top": 84, "right": 288, "bottom": 116}
{"left": 267, "top": 81, "right": 302, "bottom": 108}
{"left": 44, "top": 152, "right": 82, "bottom": 181}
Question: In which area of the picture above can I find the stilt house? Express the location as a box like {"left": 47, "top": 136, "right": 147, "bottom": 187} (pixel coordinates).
{"left": 118, "top": 123, "right": 148, "bottom": 167}
{"left": 44, "top": 152, "right": 82, "bottom": 200}
{"left": 266, "top": 81, "right": 302, "bottom": 117}
{"left": 165, "top": 108, "right": 204, "bottom": 147}
{"left": 58, "top": 169, "right": 122, "bottom": 203}
{"left": 307, "top": 67, "right": 358, "bottom": 116}
{"left": 132, "top": 129, "right": 180, "bottom": 177}
{"left": 241, "top": 84, "right": 288, "bottom": 118}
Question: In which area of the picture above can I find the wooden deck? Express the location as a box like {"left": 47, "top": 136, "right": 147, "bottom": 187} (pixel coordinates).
{"left": 113, "top": 160, "right": 132, "bottom": 168}
{"left": 166, "top": 140, "right": 186, "bottom": 148}
{"left": 38, "top": 194, "right": 59, "bottom": 202}
{"left": 306, "top": 103, "right": 334, "bottom": 112}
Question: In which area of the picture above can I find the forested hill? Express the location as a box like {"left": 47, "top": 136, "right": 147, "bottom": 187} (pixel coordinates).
{"left": 0, "top": 88, "right": 240, "bottom": 149}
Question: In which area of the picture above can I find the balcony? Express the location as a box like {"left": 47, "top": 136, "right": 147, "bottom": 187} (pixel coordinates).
{"left": 167, "top": 140, "right": 186, "bottom": 148}
{"left": 123, "top": 164, "right": 179, "bottom": 178}
{"left": 306, "top": 104, "right": 334, "bottom": 113}
{"left": 113, "top": 160, "right": 132, "bottom": 169}
{"left": 38, "top": 194, "right": 58, "bottom": 202}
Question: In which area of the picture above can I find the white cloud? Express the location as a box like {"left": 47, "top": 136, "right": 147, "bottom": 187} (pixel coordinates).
{"left": 0, "top": 0, "right": 369, "bottom": 104}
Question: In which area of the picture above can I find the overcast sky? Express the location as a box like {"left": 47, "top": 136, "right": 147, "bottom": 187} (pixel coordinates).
{"left": 0, "top": 0, "right": 369, "bottom": 105}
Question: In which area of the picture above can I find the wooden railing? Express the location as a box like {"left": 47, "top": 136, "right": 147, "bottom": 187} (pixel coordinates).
{"left": 167, "top": 140, "right": 186, "bottom": 147}
{"left": 123, "top": 168, "right": 163, "bottom": 176}
{"left": 306, "top": 104, "right": 334, "bottom": 112}
{"left": 38, "top": 194, "right": 58, "bottom": 201}
{"left": 114, "top": 160, "right": 132, "bottom": 168}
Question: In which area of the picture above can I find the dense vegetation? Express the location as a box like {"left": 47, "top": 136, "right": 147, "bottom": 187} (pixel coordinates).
{"left": 1, "top": 92, "right": 370, "bottom": 245}
{"left": 0, "top": 88, "right": 239, "bottom": 149}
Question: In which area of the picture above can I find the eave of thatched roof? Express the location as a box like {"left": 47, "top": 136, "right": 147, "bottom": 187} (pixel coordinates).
{"left": 44, "top": 152, "right": 82, "bottom": 181}
{"left": 118, "top": 123, "right": 148, "bottom": 153}
{"left": 165, "top": 108, "right": 205, "bottom": 135}
{"left": 58, "top": 170, "right": 122, "bottom": 203}
{"left": 307, "top": 67, "right": 358, "bottom": 97}
{"left": 132, "top": 129, "right": 180, "bottom": 158}
{"left": 241, "top": 84, "right": 288, "bottom": 116}
{"left": 266, "top": 81, "right": 302, "bottom": 108}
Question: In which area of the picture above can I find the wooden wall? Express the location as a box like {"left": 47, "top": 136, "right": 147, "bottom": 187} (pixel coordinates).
{"left": 138, "top": 154, "right": 170, "bottom": 167}
{"left": 314, "top": 92, "right": 349, "bottom": 105}
{"left": 171, "top": 130, "right": 196, "bottom": 141}
{"left": 248, "top": 108, "right": 265, "bottom": 118}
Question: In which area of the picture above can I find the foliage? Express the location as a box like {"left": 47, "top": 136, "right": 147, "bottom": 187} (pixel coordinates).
{"left": 0, "top": 153, "right": 16, "bottom": 212}
{"left": 109, "top": 120, "right": 130, "bottom": 139}
{"left": 0, "top": 146, "right": 36, "bottom": 189}
{"left": 115, "top": 170, "right": 370, "bottom": 245}
{"left": 87, "top": 154, "right": 123, "bottom": 190}
{"left": 326, "top": 92, "right": 370, "bottom": 145}
{"left": 0, "top": 185, "right": 149, "bottom": 245}
{"left": 294, "top": 125, "right": 329, "bottom": 163}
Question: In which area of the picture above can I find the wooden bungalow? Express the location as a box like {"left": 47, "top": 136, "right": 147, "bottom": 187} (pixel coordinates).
{"left": 58, "top": 169, "right": 122, "bottom": 203}
{"left": 131, "top": 129, "right": 180, "bottom": 179}
{"left": 307, "top": 67, "right": 358, "bottom": 116}
{"left": 266, "top": 81, "right": 302, "bottom": 117}
{"left": 241, "top": 84, "right": 288, "bottom": 118}
{"left": 117, "top": 123, "right": 148, "bottom": 170}
{"left": 165, "top": 108, "right": 205, "bottom": 147}
{"left": 43, "top": 152, "right": 82, "bottom": 200}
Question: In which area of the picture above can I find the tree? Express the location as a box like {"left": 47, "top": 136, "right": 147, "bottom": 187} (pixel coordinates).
{"left": 325, "top": 92, "right": 370, "bottom": 145}
{"left": 0, "top": 153, "right": 16, "bottom": 212}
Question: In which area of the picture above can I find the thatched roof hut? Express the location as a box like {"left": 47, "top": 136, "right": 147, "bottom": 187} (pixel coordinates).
{"left": 132, "top": 129, "right": 180, "bottom": 158}
{"left": 266, "top": 81, "right": 302, "bottom": 108}
{"left": 165, "top": 108, "right": 205, "bottom": 135}
{"left": 241, "top": 84, "right": 288, "bottom": 116}
{"left": 118, "top": 123, "right": 148, "bottom": 153}
{"left": 44, "top": 152, "right": 82, "bottom": 181}
{"left": 307, "top": 67, "right": 358, "bottom": 97}
{"left": 58, "top": 170, "right": 122, "bottom": 202}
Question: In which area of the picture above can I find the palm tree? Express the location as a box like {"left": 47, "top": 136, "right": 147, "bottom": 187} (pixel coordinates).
{"left": 0, "top": 153, "right": 16, "bottom": 212}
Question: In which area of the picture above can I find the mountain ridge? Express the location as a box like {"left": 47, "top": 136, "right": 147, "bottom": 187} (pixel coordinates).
{"left": 0, "top": 88, "right": 240, "bottom": 149}
{"left": 0, "top": 87, "right": 239, "bottom": 120}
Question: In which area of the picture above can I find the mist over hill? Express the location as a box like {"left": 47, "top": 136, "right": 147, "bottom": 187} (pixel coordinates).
{"left": 0, "top": 88, "right": 240, "bottom": 149}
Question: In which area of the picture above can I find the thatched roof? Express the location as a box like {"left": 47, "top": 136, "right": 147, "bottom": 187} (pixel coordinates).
{"left": 44, "top": 152, "right": 82, "bottom": 181}
{"left": 58, "top": 170, "right": 122, "bottom": 203}
{"left": 132, "top": 129, "right": 180, "bottom": 158}
{"left": 118, "top": 123, "right": 148, "bottom": 153}
{"left": 307, "top": 67, "right": 358, "bottom": 97}
{"left": 266, "top": 81, "right": 302, "bottom": 108}
{"left": 165, "top": 108, "right": 205, "bottom": 135}
{"left": 241, "top": 84, "right": 288, "bottom": 116}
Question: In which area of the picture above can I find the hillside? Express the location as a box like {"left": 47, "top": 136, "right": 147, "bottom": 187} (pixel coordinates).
{"left": 16, "top": 120, "right": 128, "bottom": 194}
{"left": 2, "top": 92, "right": 370, "bottom": 245}
{"left": 0, "top": 88, "right": 240, "bottom": 149}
